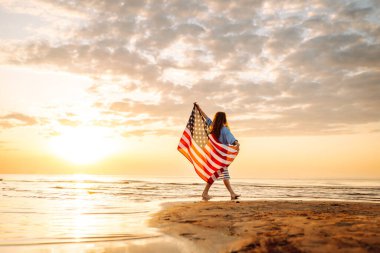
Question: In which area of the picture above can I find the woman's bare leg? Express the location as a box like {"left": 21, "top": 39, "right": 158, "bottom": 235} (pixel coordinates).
{"left": 202, "top": 183, "right": 212, "bottom": 200}
{"left": 223, "top": 179, "right": 241, "bottom": 200}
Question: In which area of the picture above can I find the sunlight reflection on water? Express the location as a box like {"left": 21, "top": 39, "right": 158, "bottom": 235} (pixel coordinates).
{"left": 0, "top": 174, "right": 379, "bottom": 252}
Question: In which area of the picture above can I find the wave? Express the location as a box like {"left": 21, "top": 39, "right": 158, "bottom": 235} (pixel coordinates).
{"left": 2, "top": 177, "right": 379, "bottom": 203}
{"left": 346, "top": 192, "right": 379, "bottom": 196}
{"left": 238, "top": 184, "right": 380, "bottom": 190}
{"left": 0, "top": 234, "right": 161, "bottom": 247}
{"left": 3, "top": 179, "right": 129, "bottom": 184}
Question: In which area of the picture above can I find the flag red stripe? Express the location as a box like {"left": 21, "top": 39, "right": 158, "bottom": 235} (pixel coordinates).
{"left": 203, "top": 143, "right": 231, "bottom": 167}
{"left": 182, "top": 130, "right": 229, "bottom": 171}
{"left": 205, "top": 142, "right": 236, "bottom": 163}
{"left": 181, "top": 130, "right": 229, "bottom": 174}
{"left": 180, "top": 128, "right": 236, "bottom": 181}
{"left": 178, "top": 143, "right": 209, "bottom": 182}
{"left": 177, "top": 105, "right": 239, "bottom": 184}
{"left": 184, "top": 128, "right": 236, "bottom": 162}
{"left": 177, "top": 146, "right": 192, "bottom": 162}
{"left": 183, "top": 130, "right": 192, "bottom": 144}
{"left": 189, "top": 141, "right": 222, "bottom": 174}
{"left": 181, "top": 137, "right": 214, "bottom": 176}
{"left": 208, "top": 137, "right": 238, "bottom": 159}
{"left": 184, "top": 136, "right": 219, "bottom": 176}
{"left": 209, "top": 134, "right": 238, "bottom": 154}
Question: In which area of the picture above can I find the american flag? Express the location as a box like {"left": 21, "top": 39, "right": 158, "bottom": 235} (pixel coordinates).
{"left": 177, "top": 105, "right": 239, "bottom": 184}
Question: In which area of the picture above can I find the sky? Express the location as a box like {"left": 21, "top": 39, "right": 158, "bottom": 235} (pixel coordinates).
{"left": 0, "top": 0, "right": 379, "bottom": 179}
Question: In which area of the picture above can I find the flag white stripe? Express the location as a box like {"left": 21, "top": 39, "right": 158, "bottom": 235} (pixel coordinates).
{"left": 208, "top": 139, "right": 237, "bottom": 159}
{"left": 204, "top": 144, "right": 232, "bottom": 166}
{"left": 182, "top": 127, "right": 235, "bottom": 167}
{"left": 209, "top": 134, "right": 237, "bottom": 153}
{"left": 178, "top": 142, "right": 210, "bottom": 178}
{"left": 182, "top": 132, "right": 228, "bottom": 170}
{"left": 177, "top": 105, "right": 239, "bottom": 184}
{"left": 183, "top": 129, "right": 209, "bottom": 158}
{"left": 180, "top": 134, "right": 218, "bottom": 175}
{"left": 188, "top": 142, "right": 217, "bottom": 175}
{"left": 205, "top": 144, "right": 236, "bottom": 162}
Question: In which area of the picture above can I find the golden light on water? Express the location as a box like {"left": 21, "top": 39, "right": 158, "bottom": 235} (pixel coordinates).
{"left": 49, "top": 127, "right": 121, "bottom": 165}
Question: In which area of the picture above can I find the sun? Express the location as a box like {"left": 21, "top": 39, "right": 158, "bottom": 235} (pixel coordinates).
{"left": 49, "top": 126, "right": 121, "bottom": 164}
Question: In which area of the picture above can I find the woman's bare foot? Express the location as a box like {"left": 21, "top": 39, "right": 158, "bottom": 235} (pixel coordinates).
{"left": 231, "top": 194, "right": 241, "bottom": 200}
{"left": 202, "top": 194, "right": 212, "bottom": 201}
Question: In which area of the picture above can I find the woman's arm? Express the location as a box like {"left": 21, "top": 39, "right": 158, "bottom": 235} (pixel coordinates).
{"left": 224, "top": 127, "right": 240, "bottom": 151}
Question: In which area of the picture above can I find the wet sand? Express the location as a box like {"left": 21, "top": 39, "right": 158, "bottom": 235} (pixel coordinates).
{"left": 150, "top": 200, "right": 380, "bottom": 253}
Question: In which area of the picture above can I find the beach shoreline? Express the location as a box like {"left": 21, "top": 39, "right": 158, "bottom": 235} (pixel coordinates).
{"left": 2, "top": 174, "right": 380, "bottom": 252}
{"left": 150, "top": 200, "right": 380, "bottom": 253}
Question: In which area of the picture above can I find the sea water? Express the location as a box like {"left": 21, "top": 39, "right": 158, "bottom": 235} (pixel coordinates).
{"left": 1, "top": 174, "right": 379, "bottom": 252}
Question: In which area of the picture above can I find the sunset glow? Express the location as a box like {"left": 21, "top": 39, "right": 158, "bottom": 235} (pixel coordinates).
{"left": 0, "top": 0, "right": 379, "bottom": 178}
{"left": 48, "top": 127, "right": 121, "bottom": 165}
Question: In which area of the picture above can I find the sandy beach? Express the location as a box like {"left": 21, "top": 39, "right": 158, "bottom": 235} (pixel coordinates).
{"left": 150, "top": 200, "right": 380, "bottom": 253}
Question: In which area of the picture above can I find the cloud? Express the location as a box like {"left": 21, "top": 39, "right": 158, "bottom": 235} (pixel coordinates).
{"left": 58, "top": 118, "right": 79, "bottom": 127}
{"left": 0, "top": 113, "right": 38, "bottom": 128}
{"left": 0, "top": 0, "right": 379, "bottom": 136}
{"left": 285, "top": 33, "right": 380, "bottom": 72}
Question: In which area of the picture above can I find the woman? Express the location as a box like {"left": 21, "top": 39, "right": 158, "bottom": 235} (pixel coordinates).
{"left": 195, "top": 103, "right": 241, "bottom": 201}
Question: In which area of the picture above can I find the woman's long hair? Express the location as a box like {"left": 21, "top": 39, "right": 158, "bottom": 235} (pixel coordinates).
{"left": 210, "top": 112, "right": 229, "bottom": 140}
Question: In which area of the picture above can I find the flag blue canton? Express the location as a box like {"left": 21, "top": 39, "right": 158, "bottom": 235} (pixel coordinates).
{"left": 187, "top": 107, "right": 209, "bottom": 148}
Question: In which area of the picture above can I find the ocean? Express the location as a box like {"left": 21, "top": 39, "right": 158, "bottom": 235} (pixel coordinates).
{"left": 1, "top": 174, "right": 379, "bottom": 252}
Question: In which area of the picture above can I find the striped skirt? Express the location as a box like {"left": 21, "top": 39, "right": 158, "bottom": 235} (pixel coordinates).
{"left": 218, "top": 167, "right": 231, "bottom": 180}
